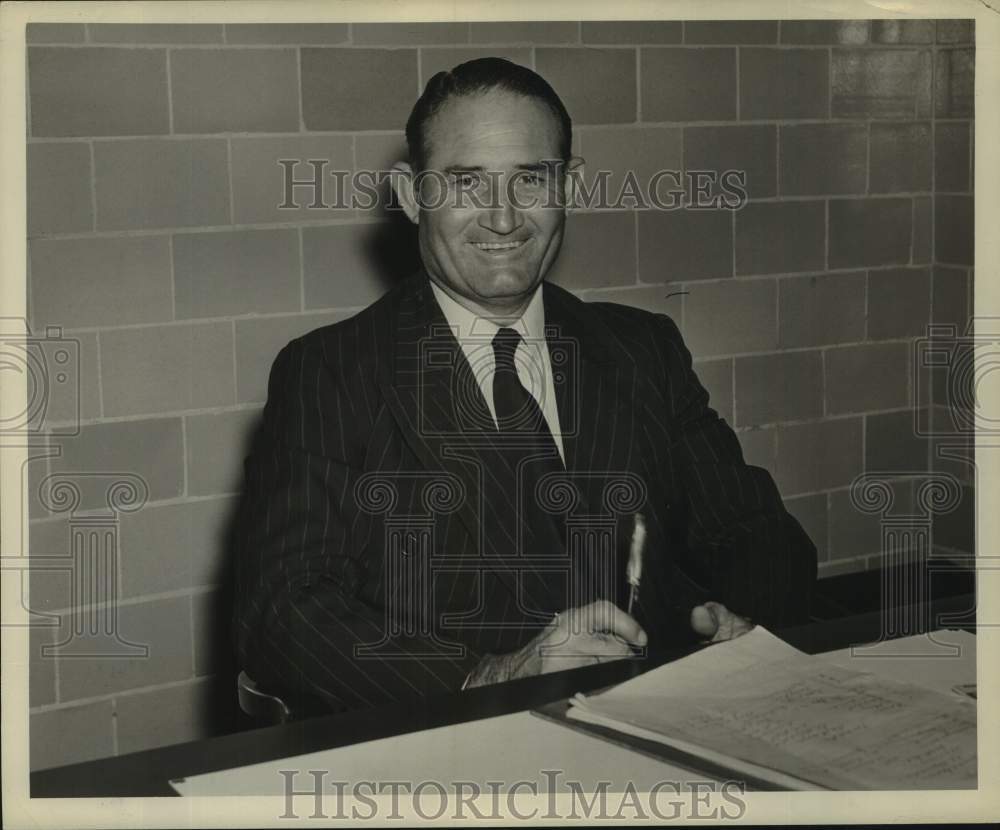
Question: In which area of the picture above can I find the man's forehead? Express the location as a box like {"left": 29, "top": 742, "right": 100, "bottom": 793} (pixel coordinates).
{"left": 424, "top": 91, "right": 562, "bottom": 167}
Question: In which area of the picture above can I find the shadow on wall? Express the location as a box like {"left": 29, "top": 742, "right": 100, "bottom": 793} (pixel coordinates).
{"left": 362, "top": 182, "right": 422, "bottom": 284}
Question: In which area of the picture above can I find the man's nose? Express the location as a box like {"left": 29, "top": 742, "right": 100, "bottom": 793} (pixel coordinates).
{"left": 479, "top": 186, "right": 523, "bottom": 234}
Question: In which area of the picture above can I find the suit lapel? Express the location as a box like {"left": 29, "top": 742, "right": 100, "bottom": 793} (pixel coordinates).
{"left": 376, "top": 274, "right": 490, "bottom": 548}
{"left": 543, "top": 284, "right": 651, "bottom": 610}
{"left": 543, "top": 283, "right": 642, "bottom": 519}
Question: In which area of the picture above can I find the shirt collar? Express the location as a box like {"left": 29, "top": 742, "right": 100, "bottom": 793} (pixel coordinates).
{"left": 429, "top": 279, "right": 546, "bottom": 344}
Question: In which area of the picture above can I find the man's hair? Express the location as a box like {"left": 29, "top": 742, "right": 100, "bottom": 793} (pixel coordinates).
{"left": 405, "top": 57, "right": 573, "bottom": 171}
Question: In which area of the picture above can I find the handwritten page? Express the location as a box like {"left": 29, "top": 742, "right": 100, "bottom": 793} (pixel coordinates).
{"left": 568, "top": 629, "right": 976, "bottom": 790}
{"left": 821, "top": 629, "right": 976, "bottom": 697}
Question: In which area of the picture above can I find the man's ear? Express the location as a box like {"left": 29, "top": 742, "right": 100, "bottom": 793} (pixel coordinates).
{"left": 390, "top": 161, "right": 420, "bottom": 225}
{"left": 562, "top": 155, "right": 584, "bottom": 210}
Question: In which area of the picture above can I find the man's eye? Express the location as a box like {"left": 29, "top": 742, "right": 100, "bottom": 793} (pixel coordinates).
{"left": 517, "top": 172, "right": 553, "bottom": 190}
{"left": 453, "top": 173, "right": 480, "bottom": 187}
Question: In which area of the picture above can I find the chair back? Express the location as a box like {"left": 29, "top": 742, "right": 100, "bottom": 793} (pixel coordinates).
{"left": 236, "top": 670, "right": 292, "bottom": 725}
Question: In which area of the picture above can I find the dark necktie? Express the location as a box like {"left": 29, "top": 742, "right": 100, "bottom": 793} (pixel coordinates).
{"left": 487, "top": 327, "right": 567, "bottom": 614}
{"left": 491, "top": 327, "right": 559, "bottom": 444}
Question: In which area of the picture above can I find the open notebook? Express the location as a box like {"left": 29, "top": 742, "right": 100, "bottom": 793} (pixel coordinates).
{"left": 554, "top": 627, "right": 976, "bottom": 791}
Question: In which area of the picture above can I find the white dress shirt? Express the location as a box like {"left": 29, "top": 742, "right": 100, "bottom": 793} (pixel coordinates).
{"left": 429, "top": 281, "right": 565, "bottom": 463}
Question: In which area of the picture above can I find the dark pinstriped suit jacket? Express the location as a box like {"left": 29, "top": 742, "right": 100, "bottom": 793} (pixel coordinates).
{"left": 233, "top": 271, "right": 817, "bottom": 712}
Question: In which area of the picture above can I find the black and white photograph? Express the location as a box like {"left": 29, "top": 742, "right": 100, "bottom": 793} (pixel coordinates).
{"left": 2, "top": 1, "right": 997, "bottom": 826}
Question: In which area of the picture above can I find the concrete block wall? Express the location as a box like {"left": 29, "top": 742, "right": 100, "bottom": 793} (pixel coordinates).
{"left": 923, "top": 24, "right": 976, "bottom": 561}
{"left": 24, "top": 19, "right": 974, "bottom": 769}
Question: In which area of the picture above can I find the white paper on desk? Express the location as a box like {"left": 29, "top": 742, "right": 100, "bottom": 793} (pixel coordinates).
{"left": 169, "top": 710, "right": 712, "bottom": 796}
{"left": 568, "top": 627, "right": 977, "bottom": 791}
{"left": 822, "top": 629, "right": 976, "bottom": 698}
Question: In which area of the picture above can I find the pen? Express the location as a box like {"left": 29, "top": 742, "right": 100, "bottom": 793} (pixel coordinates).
{"left": 626, "top": 512, "right": 646, "bottom": 616}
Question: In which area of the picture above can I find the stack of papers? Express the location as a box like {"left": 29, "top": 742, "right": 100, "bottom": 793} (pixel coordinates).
{"left": 566, "top": 628, "right": 976, "bottom": 790}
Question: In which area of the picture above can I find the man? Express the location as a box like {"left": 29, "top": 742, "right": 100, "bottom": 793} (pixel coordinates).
{"left": 234, "top": 58, "right": 816, "bottom": 713}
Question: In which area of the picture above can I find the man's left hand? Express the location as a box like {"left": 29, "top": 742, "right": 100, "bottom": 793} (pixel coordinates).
{"left": 690, "top": 601, "right": 752, "bottom": 643}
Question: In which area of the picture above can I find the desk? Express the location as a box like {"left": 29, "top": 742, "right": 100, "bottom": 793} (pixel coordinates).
{"left": 30, "top": 594, "right": 976, "bottom": 797}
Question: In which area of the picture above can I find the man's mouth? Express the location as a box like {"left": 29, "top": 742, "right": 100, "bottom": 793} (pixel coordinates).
{"left": 470, "top": 239, "right": 529, "bottom": 252}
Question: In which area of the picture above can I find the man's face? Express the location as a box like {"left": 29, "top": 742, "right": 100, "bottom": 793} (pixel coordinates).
{"left": 411, "top": 91, "right": 569, "bottom": 314}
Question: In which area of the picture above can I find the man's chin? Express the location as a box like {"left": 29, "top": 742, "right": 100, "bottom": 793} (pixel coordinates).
{"left": 471, "top": 268, "right": 542, "bottom": 299}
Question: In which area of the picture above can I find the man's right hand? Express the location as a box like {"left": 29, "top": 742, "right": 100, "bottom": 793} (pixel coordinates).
{"left": 464, "top": 600, "right": 647, "bottom": 689}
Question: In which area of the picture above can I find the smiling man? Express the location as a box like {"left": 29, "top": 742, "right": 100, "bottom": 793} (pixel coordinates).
{"left": 233, "top": 58, "right": 817, "bottom": 713}
{"left": 397, "top": 89, "right": 569, "bottom": 317}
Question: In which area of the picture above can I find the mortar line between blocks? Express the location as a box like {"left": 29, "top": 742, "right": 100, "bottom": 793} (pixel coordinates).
{"left": 735, "top": 46, "right": 740, "bottom": 121}
{"left": 231, "top": 319, "right": 239, "bottom": 409}
{"left": 824, "top": 199, "right": 830, "bottom": 271}
{"left": 635, "top": 48, "right": 642, "bottom": 122}
{"left": 296, "top": 47, "right": 305, "bottom": 132}
{"left": 167, "top": 230, "right": 177, "bottom": 321}
{"left": 111, "top": 697, "right": 119, "bottom": 756}
{"left": 88, "top": 141, "right": 98, "bottom": 232}
{"left": 731, "top": 357, "right": 737, "bottom": 426}
{"left": 632, "top": 211, "right": 639, "bottom": 284}
{"left": 861, "top": 413, "right": 867, "bottom": 473}
{"left": 181, "top": 416, "right": 188, "bottom": 497}
{"left": 865, "top": 121, "right": 871, "bottom": 195}
{"left": 52, "top": 637, "right": 62, "bottom": 704}
{"left": 826, "top": 47, "right": 832, "bottom": 119}
{"left": 821, "top": 349, "right": 828, "bottom": 417}
{"left": 95, "top": 329, "right": 105, "bottom": 419}
{"left": 189, "top": 593, "right": 198, "bottom": 676}
{"left": 32, "top": 675, "right": 213, "bottom": 715}
{"left": 25, "top": 49, "right": 33, "bottom": 138}
{"left": 225, "top": 138, "right": 235, "bottom": 225}
{"left": 863, "top": 270, "right": 870, "bottom": 340}
{"left": 165, "top": 49, "right": 174, "bottom": 134}
{"left": 299, "top": 225, "right": 306, "bottom": 311}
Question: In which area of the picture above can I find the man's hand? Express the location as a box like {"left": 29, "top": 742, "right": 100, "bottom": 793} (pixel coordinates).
{"left": 464, "top": 600, "right": 647, "bottom": 689}
{"left": 690, "top": 601, "right": 753, "bottom": 643}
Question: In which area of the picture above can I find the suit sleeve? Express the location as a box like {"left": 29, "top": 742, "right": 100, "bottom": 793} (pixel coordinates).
{"left": 656, "top": 315, "right": 818, "bottom": 627}
{"left": 233, "top": 337, "right": 482, "bottom": 712}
